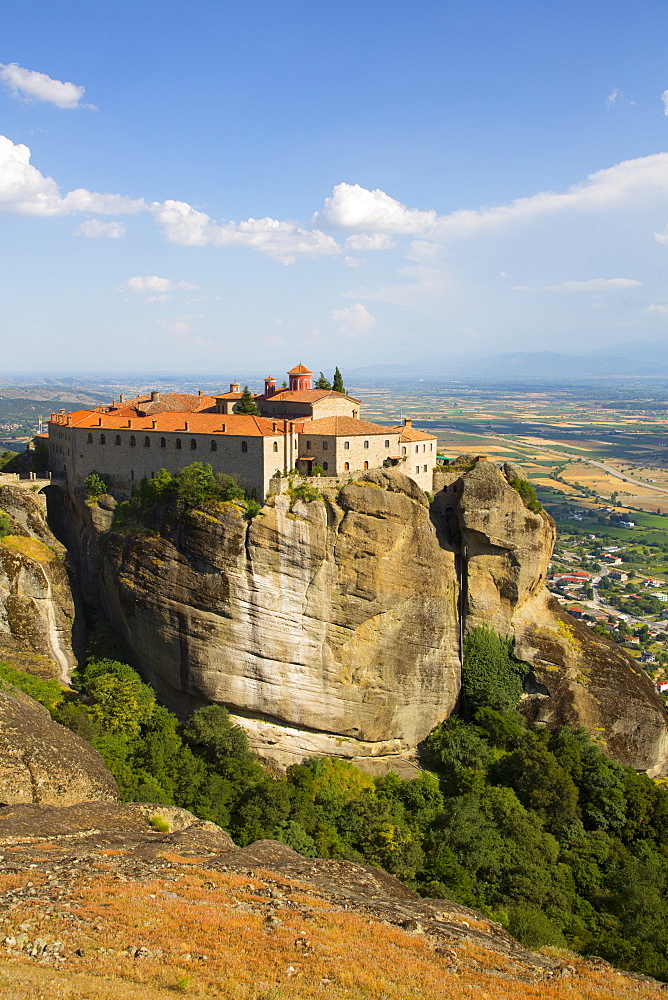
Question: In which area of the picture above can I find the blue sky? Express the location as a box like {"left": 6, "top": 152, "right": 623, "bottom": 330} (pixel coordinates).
{"left": 2, "top": 0, "right": 668, "bottom": 374}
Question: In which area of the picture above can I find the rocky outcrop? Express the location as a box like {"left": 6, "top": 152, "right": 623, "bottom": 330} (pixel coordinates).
{"left": 51, "top": 471, "right": 461, "bottom": 773}
{"left": 0, "top": 485, "right": 78, "bottom": 682}
{"left": 48, "top": 461, "right": 668, "bottom": 775}
{"left": 433, "top": 457, "right": 668, "bottom": 773}
{"left": 0, "top": 687, "right": 118, "bottom": 805}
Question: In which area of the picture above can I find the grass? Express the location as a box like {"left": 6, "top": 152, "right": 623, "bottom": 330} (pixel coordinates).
{"left": 1, "top": 535, "right": 56, "bottom": 562}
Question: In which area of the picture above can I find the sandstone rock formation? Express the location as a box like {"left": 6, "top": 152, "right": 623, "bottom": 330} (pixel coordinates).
{"left": 432, "top": 456, "right": 668, "bottom": 773}
{"left": 0, "top": 485, "right": 78, "bottom": 682}
{"left": 46, "top": 460, "right": 668, "bottom": 774}
{"left": 0, "top": 686, "right": 118, "bottom": 805}
{"left": 51, "top": 470, "right": 461, "bottom": 772}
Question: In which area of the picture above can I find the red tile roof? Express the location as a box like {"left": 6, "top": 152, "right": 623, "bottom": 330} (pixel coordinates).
{"left": 287, "top": 364, "right": 313, "bottom": 374}
{"left": 111, "top": 392, "right": 217, "bottom": 416}
{"left": 49, "top": 410, "right": 285, "bottom": 437}
{"left": 295, "top": 416, "right": 397, "bottom": 436}
{"left": 268, "top": 389, "right": 360, "bottom": 404}
{"left": 388, "top": 424, "right": 438, "bottom": 442}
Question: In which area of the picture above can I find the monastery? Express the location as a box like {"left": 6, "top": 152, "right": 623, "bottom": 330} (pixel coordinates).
{"left": 46, "top": 364, "right": 438, "bottom": 497}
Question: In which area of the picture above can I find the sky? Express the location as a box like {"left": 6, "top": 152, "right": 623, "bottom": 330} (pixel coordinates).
{"left": 3, "top": 0, "right": 668, "bottom": 375}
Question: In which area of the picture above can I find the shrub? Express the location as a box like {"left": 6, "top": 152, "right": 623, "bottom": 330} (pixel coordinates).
{"left": 509, "top": 476, "right": 542, "bottom": 513}
{"left": 0, "top": 661, "right": 63, "bottom": 713}
{"left": 148, "top": 813, "right": 171, "bottom": 832}
{"left": 84, "top": 470, "right": 110, "bottom": 500}
{"left": 461, "top": 626, "right": 528, "bottom": 717}
{"left": 0, "top": 510, "right": 11, "bottom": 540}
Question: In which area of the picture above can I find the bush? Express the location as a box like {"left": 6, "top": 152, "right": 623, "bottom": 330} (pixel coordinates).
{"left": 509, "top": 476, "right": 542, "bottom": 513}
{"left": 84, "top": 471, "right": 110, "bottom": 500}
{"left": 0, "top": 511, "right": 11, "bottom": 540}
{"left": 0, "top": 661, "right": 63, "bottom": 713}
{"left": 461, "top": 626, "right": 528, "bottom": 716}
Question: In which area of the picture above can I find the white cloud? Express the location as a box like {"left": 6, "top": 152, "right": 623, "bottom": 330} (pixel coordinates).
{"left": 0, "top": 135, "right": 146, "bottom": 216}
{"left": 0, "top": 63, "right": 89, "bottom": 109}
{"left": 606, "top": 89, "right": 622, "bottom": 109}
{"left": 654, "top": 224, "right": 668, "bottom": 244}
{"left": 315, "top": 183, "right": 438, "bottom": 234}
{"left": 332, "top": 302, "right": 376, "bottom": 335}
{"left": 117, "top": 276, "right": 199, "bottom": 295}
{"left": 662, "top": 90, "right": 668, "bottom": 115}
{"left": 75, "top": 219, "right": 125, "bottom": 239}
{"left": 344, "top": 233, "right": 397, "bottom": 251}
{"left": 150, "top": 199, "right": 340, "bottom": 264}
{"left": 648, "top": 303, "right": 668, "bottom": 314}
{"left": 512, "top": 278, "right": 643, "bottom": 292}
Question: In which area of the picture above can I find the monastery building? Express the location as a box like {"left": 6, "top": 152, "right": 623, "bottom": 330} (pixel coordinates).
{"left": 47, "top": 365, "right": 437, "bottom": 497}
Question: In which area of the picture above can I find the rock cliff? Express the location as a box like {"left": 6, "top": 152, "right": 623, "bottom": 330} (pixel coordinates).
{"left": 0, "top": 485, "right": 78, "bottom": 683}
{"left": 51, "top": 471, "right": 461, "bottom": 772}
{"left": 45, "top": 460, "right": 668, "bottom": 775}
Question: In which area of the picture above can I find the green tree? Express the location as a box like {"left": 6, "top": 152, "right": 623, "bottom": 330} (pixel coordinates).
{"left": 332, "top": 367, "right": 346, "bottom": 394}
{"left": 236, "top": 386, "right": 260, "bottom": 415}
{"left": 84, "top": 470, "right": 110, "bottom": 500}
{"left": 461, "top": 626, "right": 528, "bottom": 716}
{"left": 315, "top": 372, "right": 332, "bottom": 389}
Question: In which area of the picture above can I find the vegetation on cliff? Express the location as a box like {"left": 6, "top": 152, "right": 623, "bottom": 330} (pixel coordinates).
{"left": 508, "top": 476, "right": 542, "bottom": 513}
{"left": 7, "top": 620, "right": 668, "bottom": 982}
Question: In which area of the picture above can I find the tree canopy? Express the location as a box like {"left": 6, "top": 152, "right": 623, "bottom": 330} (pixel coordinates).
{"left": 236, "top": 386, "right": 260, "bottom": 415}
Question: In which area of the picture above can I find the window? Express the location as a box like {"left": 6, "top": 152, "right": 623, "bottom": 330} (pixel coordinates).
{"left": 144, "top": 436, "right": 150, "bottom": 448}
{"left": 131, "top": 470, "right": 135, "bottom": 481}
{"left": 422, "top": 444, "right": 426, "bottom": 452}
{"left": 130, "top": 435, "right": 136, "bottom": 447}
{"left": 211, "top": 440, "right": 217, "bottom": 451}
{"left": 423, "top": 465, "right": 427, "bottom": 472}
{"left": 272, "top": 441, "right": 278, "bottom": 452}
{"left": 160, "top": 437, "right": 166, "bottom": 448}
{"left": 307, "top": 440, "right": 311, "bottom": 449}
{"left": 115, "top": 435, "right": 121, "bottom": 445}
{"left": 430, "top": 443, "right": 433, "bottom": 450}
{"left": 363, "top": 461, "right": 369, "bottom": 469}
{"left": 176, "top": 438, "right": 182, "bottom": 449}
{"left": 322, "top": 441, "right": 328, "bottom": 450}
{"left": 87, "top": 433, "right": 93, "bottom": 443}
{"left": 241, "top": 441, "right": 247, "bottom": 453}
{"left": 344, "top": 462, "right": 349, "bottom": 471}
{"left": 322, "top": 461, "right": 328, "bottom": 471}
{"left": 363, "top": 440, "right": 369, "bottom": 449}
{"left": 384, "top": 440, "right": 390, "bottom": 447}
{"left": 416, "top": 466, "right": 420, "bottom": 473}
{"left": 344, "top": 441, "right": 350, "bottom": 450}
{"left": 402, "top": 446, "right": 406, "bottom": 455}
{"left": 415, "top": 445, "right": 419, "bottom": 453}
{"left": 100, "top": 434, "right": 106, "bottom": 445}
{"left": 190, "top": 439, "right": 197, "bottom": 450}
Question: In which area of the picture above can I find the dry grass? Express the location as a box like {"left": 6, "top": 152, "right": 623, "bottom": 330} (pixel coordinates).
{"left": 0, "top": 862, "right": 663, "bottom": 1000}
{"left": 1, "top": 536, "right": 56, "bottom": 562}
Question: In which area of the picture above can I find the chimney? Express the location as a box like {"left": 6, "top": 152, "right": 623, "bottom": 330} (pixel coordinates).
{"left": 272, "top": 421, "right": 277, "bottom": 432}
{"left": 198, "top": 389, "right": 203, "bottom": 396}
{"left": 59, "top": 409, "right": 65, "bottom": 414}
{"left": 111, "top": 398, "right": 116, "bottom": 408}
{"left": 152, "top": 420, "right": 157, "bottom": 429}
{"left": 97, "top": 417, "right": 102, "bottom": 426}
{"left": 150, "top": 390, "right": 160, "bottom": 402}
{"left": 128, "top": 419, "right": 132, "bottom": 427}
{"left": 184, "top": 421, "right": 189, "bottom": 431}
{"left": 403, "top": 417, "right": 412, "bottom": 429}
{"left": 477, "top": 455, "right": 488, "bottom": 461}
{"left": 221, "top": 423, "right": 226, "bottom": 432}
{"left": 119, "top": 394, "right": 125, "bottom": 403}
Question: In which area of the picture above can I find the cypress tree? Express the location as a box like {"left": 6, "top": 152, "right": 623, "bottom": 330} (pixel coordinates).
{"left": 236, "top": 386, "right": 260, "bottom": 416}
{"left": 332, "top": 367, "right": 346, "bottom": 393}
{"left": 315, "top": 372, "right": 332, "bottom": 389}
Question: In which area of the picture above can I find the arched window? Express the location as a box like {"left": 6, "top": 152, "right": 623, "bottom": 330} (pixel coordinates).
{"left": 100, "top": 434, "right": 106, "bottom": 445}
{"left": 422, "top": 444, "right": 426, "bottom": 452}
{"left": 115, "top": 435, "right": 121, "bottom": 446}
{"left": 384, "top": 440, "right": 390, "bottom": 447}
{"left": 211, "top": 440, "right": 217, "bottom": 451}
{"left": 190, "top": 439, "right": 197, "bottom": 450}
{"left": 430, "top": 443, "right": 433, "bottom": 450}
{"left": 402, "top": 446, "right": 406, "bottom": 455}
{"left": 322, "top": 441, "right": 328, "bottom": 450}
{"left": 175, "top": 438, "right": 182, "bottom": 449}
{"left": 322, "top": 461, "right": 328, "bottom": 471}
{"left": 87, "top": 433, "right": 93, "bottom": 443}
{"left": 241, "top": 441, "right": 247, "bottom": 453}
{"left": 344, "top": 462, "right": 350, "bottom": 471}
{"left": 272, "top": 441, "right": 278, "bottom": 452}
{"left": 344, "top": 441, "right": 350, "bottom": 450}
{"left": 130, "top": 435, "right": 136, "bottom": 447}
{"left": 363, "top": 461, "right": 369, "bottom": 470}
{"left": 363, "top": 440, "right": 369, "bottom": 449}
{"left": 160, "top": 437, "right": 166, "bottom": 448}
{"left": 415, "top": 445, "right": 419, "bottom": 453}
{"left": 144, "top": 436, "right": 150, "bottom": 448}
